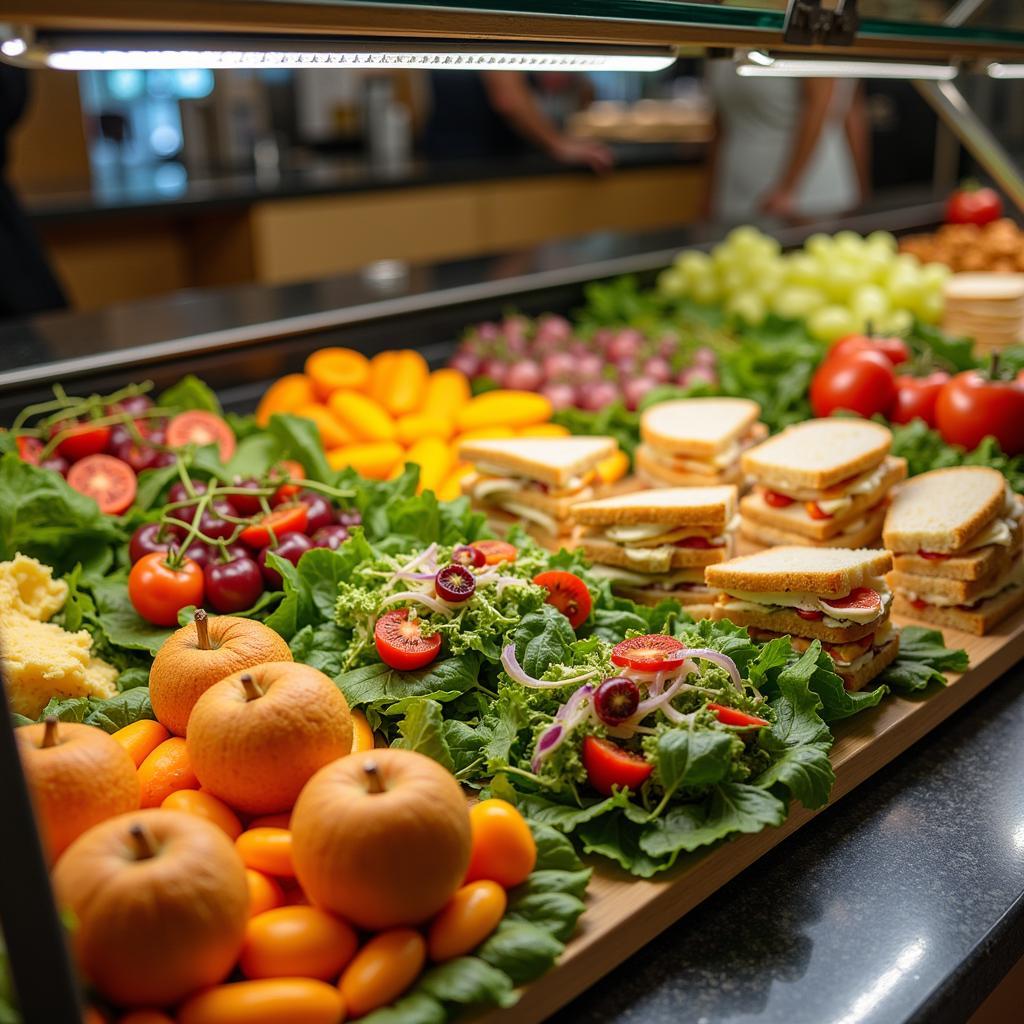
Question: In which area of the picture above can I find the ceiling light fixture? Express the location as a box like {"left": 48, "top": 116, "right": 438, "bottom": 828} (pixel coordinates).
{"left": 736, "top": 50, "right": 957, "bottom": 81}
{"left": 987, "top": 62, "right": 1024, "bottom": 79}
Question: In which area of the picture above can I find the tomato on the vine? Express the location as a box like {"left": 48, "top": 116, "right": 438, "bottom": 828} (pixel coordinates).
{"left": 166, "top": 411, "right": 236, "bottom": 462}
{"left": 934, "top": 368, "right": 1024, "bottom": 456}
{"left": 128, "top": 552, "right": 204, "bottom": 626}
{"left": 15, "top": 436, "right": 42, "bottom": 464}
{"left": 532, "top": 571, "right": 592, "bottom": 629}
{"left": 889, "top": 371, "right": 950, "bottom": 427}
{"left": 374, "top": 608, "right": 442, "bottom": 671}
{"left": 810, "top": 349, "right": 897, "bottom": 419}
{"left": 582, "top": 736, "right": 652, "bottom": 796}
{"left": 270, "top": 459, "right": 306, "bottom": 503}
{"left": 239, "top": 502, "right": 309, "bottom": 548}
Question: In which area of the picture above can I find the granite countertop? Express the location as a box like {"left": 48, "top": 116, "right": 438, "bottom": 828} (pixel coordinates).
{"left": 21, "top": 142, "right": 703, "bottom": 223}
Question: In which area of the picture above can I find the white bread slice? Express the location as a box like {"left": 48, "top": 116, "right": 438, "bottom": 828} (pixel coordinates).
{"left": 705, "top": 545, "right": 892, "bottom": 597}
{"left": 457, "top": 436, "right": 617, "bottom": 487}
{"left": 892, "top": 518, "right": 1024, "bottom": 581}
{"left": 838, "top": 634, "right": 900, "bottom": 692}
{"left": 888, "top": 556, "right": 1020, "bottom": 605}
{"left": 741, "top": 419, "right": 891, "bottom": 490}
{"left": 635, "top": 446, "right": 741, "bottom": 488}
{"left": 892, "top": 585, "right": 1024, "bottom": 636}
{"left": 944, "top": 272, "right": 1024, "bottom": 301}
{"left": 882, "top": 466, "right": 1007, "bottom": 554}
{"left": 573, "top": 485, "right": 737, "bottom": 528}
{"left": 739, "top": 504, "right": 887, "bottom": 551}
{"left": 711, "top": 602, "right": 887, "bottom": 643}
{"left": 580, "top": 536, "right": 730, "bottom": 572}
{"left": 640, "top": 398, "right": 762, "bottom": 457}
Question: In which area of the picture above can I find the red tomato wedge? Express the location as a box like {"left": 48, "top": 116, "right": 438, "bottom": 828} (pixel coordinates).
{"left": 374, "top": 608, "right": 442, "bottom": 671}
{"left": 610, "top": 634, "right": 685, "bottom": 673}
{"left": 582, "top": 736, "right": 653, "bottom": 796}
{"left": 66, "top": 454, "right": 137, "bottom": 514}
{"left": 15, "top": 435, "right": 42, "bottom": 464}
{"left": 674, "top": 536, "right": 715, "bottom": 549}
{"left": 166, "top": 411, "right": 236, "bottom": 462}
{"left": 795, "top": 608, "right": 824, "bottom": 621}
{"left": 51, "top": 421, "right": 111, "bottom": 462}
{"left": 239, "top": 502, "right": 309, "bottom": 549}
{"left": 532, "top": 571, "right": 592, "bottom": 630}
{"left": 820, "top": 587, "right": 881, "bottom": 614}
{"left": 918, "top": 550, "right": 950, "bottom": 560}
{"left": 470, "top": 539, "right": 517, "bottom": 565}
{"left": 763, "top": 490, "right": 795, "bottom": 508}
{"left": 805, "top": 501, "right": 832, "bottom": 521}
{"left": 706, "top": 703, "right": 770, "bottom": 728}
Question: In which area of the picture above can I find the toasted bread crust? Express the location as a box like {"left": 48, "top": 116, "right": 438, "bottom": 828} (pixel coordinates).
{"left": 458, "top": 436, "right": 617, "bottom": 486}
{"left": 738, "top": 505, "right": 887, "bottom": 551}
{"left": 710, "top": 602, "right": 887, "bottom": 643}
{"left": 573, "top": 485, "right": 738, "bottom": 527}
{"left": 639, "top": 398, "right": 762, "bottom": 457}
{"left": 580, "top": 537, "right": 730, "bottom": 572}
{"left": 888, "top": 557, "right": 1018, "bottom": 604}
{"left": 839, "top": 635, "right": 900, "bottom": 692}
{"left": 892, "top": 520, "right": 1024, "bottom": 580}
{"left": 892, "top": 585, "right": 1024, "bottom": 637}
{"left": 634, "top": 446, "right": 741, "bottom": 488}
{"left": 705, "top": 545, "right": 892, "bottom": 596}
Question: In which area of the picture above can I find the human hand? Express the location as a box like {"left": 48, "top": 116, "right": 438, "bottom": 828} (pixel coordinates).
{"left": 550, "top": 137, "right": 614, "bottom": 174}
{"left": 759, "top": 187, "right": 797, "bottom": 220}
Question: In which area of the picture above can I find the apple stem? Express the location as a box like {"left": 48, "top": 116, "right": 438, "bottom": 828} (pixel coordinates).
{"left": 129, "top": 823, "right": 156, "bottom": 860}
{"left": 240, "top": 673, "right": 263, "bottom": 700}
{"left": 363, "top": 761, "right": 385, "bottom": 794}
{"left": 41, "top": 715, "right": 58, "bottom": 749}
{"left": 195, "top": 608, "right": 211, "bottom": 650}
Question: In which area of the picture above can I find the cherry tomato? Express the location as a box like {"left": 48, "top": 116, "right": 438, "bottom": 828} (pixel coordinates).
{"left": 374, "top": 608, "right": 442, "bottom": 671}
{"left": 582, "top": 736, "right": 652, "bottom": 796}
{"left": 934, "top": 369, "right": 1024, "bottom": 456}
{"left": 50, "top": 420, "right": 112, "bottom": 461}
{"left": 828, "top": 333, "right": 910, "bottom": 367}
{"left": 270, "top": 460, "right": 306, "bottom": 503}
{"left": 889, "top": 371, "right": 950, "bottom": 428}
{"left": 205, "top": 556, "right": 264, "bottom": 613}
{"left": 453, "top": 544, "right": 486, "bottom": 568}
{"left": 532, "top": 570, "right": 592, "bottom": 629}
{"left": 66, "top": 454, "right": 137, "bottom": 514}
{"left": 40, "top": 455, "right": 70, "bottom": 476}
{"left": 820, "top": 587, "right": 881, "bottom": 615}
{"left": 111, "top": 435, "right": 159, "bottom": 473}
{"left": 168, "top": 479, "right": 208, "bottom": 506}
{"left": 763, "top": 490, "right": 795, "bottom": 508}
{"left": 795, "top": 608, "right": 824, "bottom": 621}
{"left": 706, "top": 703, "right": 770, "bottom": 728}
{"left": 240, "top": 502, "right": 309, "bottom": 548}
{"left": 610, "top": 634, "right": 685, "bottom": 673}
{"left": 810, "top": 349, "right": 897, "bottom": 419}
{"left": 128, "top": 552, "right": 204, "bottom": 626}
{"left": 15, "top": 435, "right": 42, "bottom": 464}
{"left": 258, "top": 532, "right": 313, "bottom": 588}
{"left": 166, "top": 410, "right": 236, "bottom": 462}
{"left": 945, "top": 184, "right": 1003, "bottom": 226}
{"left": 470, "top": 539, "right": 517, "bottom": 565}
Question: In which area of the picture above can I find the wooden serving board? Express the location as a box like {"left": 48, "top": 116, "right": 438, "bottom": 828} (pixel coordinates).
{"left": 478, "top": 607, "right": 1024, "bottom": 1024}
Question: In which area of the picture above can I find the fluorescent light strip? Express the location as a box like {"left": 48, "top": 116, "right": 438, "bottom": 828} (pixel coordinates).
{"left": 987, "top": 63, "right": 1024, "bottom": 79}
{"left": 737, "top": 51, "right": 957, "bottom": 80}
{"left": 38, "top": 47, "right": 673, "bottom": 73}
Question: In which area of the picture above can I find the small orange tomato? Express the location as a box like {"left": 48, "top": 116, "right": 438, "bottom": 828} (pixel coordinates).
{"left": 247, "top": 870, "right": 286, "bottom": 918}
{"left": 240, "top": 906, "right": 358, "bottom": 981}
{"left": 248, "top": 811, "right": 292, "bottom": 830}
{"left": 118, "top": 1012, "right": 176, "bottom": 1024}
{"left": 161, "top": 789, "right": 243, "bottom": 839}
{"left": 177, "top": 978, "right": 345, "bottom": 1024}
{"left": 338, "top": 929, "right": 426, "bottom": 1018}
{"left": 236, "top": 828, "right": 295, "bottom": 877}
{"left": 110, "top": 720, "right": 170, "bottom": 768}
{"left": 428, "top": 881, "right": 506, "bottom": 962}
{"left": 464, "top": 799, "right": 537, "bottom": 888}
{"left": 349, "top": 710, "right": 375, "bottom": 754}
{"left": 136, "top": 737, "right": 199, "bottom": 808}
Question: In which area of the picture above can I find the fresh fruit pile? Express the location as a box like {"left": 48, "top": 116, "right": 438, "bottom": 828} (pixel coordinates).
{"left": 257, "top": 346, "right": 559, "bottom": 498}
{"left": 657, "top": 226, "right": 950, "bottom": 341}
{"left": 449, "top": 312, "right": 718, "bottom": 413}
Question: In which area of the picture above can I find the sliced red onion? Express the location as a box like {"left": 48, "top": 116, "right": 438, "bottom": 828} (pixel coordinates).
{"left": 663, "top": 647, "right": 742, "bottom": 691}
{"left": 634, "top": 663, "right": 694, "bottom": 718}
{"left": 392, "top": 570, "right": 437, "bottom": 581}
{"left": 531, "top": 683, "right": 595, "bottom": 771}
{"left": 501, "top": 643, "right": 600, "bottom": 689}
{"left": 379, "top": 590, "right": 454, "bottom": 618}
{"left": 389, "top": 543, "right": 438, "bottom": 584}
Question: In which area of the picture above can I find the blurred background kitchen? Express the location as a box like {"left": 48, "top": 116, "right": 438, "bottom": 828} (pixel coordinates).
{"left": 5, "top": 60, "right": 1010, "bottom": 314}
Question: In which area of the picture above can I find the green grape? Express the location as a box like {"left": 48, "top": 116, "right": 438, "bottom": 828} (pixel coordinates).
{"left": 772, "top": 286, "right": 827, "bottom": 320}
{"left": 824, "top": 262, "right": 866, "bottom": 301}
{"left": 920, "top": 261, "right": 952, "bottom": 290}
{"left": 726, "top": 292, "right": 766, "bottom": 326}
{"left": 879, "top": 309, "right": 914, "bottom": 335}
{"left": 850, "top": 283, "right": 890, "bottom": 323}
{"left": 915, "top": 291, "right": 945, "bottom": 324}
{"left": 808, "top": 304, "right": 857, "bottom": 342}
{"left": 676, "top": 251, "right": 713, "bottom": 277}
{"left": 886, "top": 265, "right": 922, "bottom": 308}
{"left": 866, "top": 230, "right": 898, "bottom": 254}
{"left": 720, "top": 267, "right": 748, "bottom": 297}
{"left": 805, "top": 233, "right": 834, "bottom": 259}
{"left": 725, "top": 225, "right": 765, "bottom": 252}
{"left": 658, "top": 267, "right": 689, "bottom": 298}
{"left": 785, "top": 252, "right": 823, "bottom": 287}
{"left": 691, "top": 276, "right": 720, "bottom": 305}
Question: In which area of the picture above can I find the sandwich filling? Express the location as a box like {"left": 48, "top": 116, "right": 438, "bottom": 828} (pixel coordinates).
{"left": 595, "top": 521, "right": 728, "bottom": 549}
{"left": 903, "top": 560, "right": 1024, "bottom": 609}
{"left": 719, "top": 577, "right": 892, "bottom": 628}
{"left": 755, "top": 459, "right": 892, "bottom": 519}
{"left": 643, "top": 426, "right": 765, "bottom": 476}
{"left": 755, "top": 621, "right": 895, "bottom": 670}
{"left": 470, "top": 466, "right": 596, "bottom": 502}
{"left": 589, "top": 564, "right": 714, "bottom": 594}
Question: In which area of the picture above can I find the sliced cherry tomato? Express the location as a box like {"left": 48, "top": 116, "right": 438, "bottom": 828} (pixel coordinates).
{"left": 66, "top": 454, "right": 137, "bottom": 514}
{"left": 763, "top": 490, "right": 795, "bottom": 508}
{"left": 706, "top": 703, "right": 770, "bottom": 728}
{"left": 820, "top": 587, "right": 881, "bottom": 614}
{"left": 271, "top": 459, "right": 306, "bottom": 503}
{"left": 795, "top": 608, "right": 824, "bottom": 621}
{"left": 50, "top": 421, "right": 112, "bottom": 462}
{"left": 675, "top": 536, "right": 714, "bottom": 549}
{"left": 910, "top": 598, "right": 929, "bottom": 611}
{"left": 470, "top": 539, "right": 517, "bottom": 565}
{"left": 805, "top": 501, "right": 832, "bottom": 521}
{"left": 166, "top": 411, "right": 236, "bottom": 462}
{"left": 582, "top": 736, "right": 653, "bottom": 796}
{"left": 128, "top": 551, "right": 204, "bottom": 626}
{"left": 239, "top": 502, "right": 309, "bottom": 548}
{"left": 610, "top": 634, "right": 686, "bottom": 673}
{"left": 918, "top": 549, "right": 950, "bottom": 560}
{"left": 532, "top": 571, "right": 592, "bottom": 630}
{"left": 15, "top": 435, "right": 42, "bottom": 464}
{"left": 374, "top": 608, "right": 442, "bottom": 671}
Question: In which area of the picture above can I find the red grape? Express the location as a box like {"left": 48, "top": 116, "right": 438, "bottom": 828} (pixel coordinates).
{"left": 228, "top": 478, "right": 263, "bottom": 516}
{"left": 204, "top": 556, "right": 263, "bottom": 613}
{"left": 311, "top": 524, "right": 349, "bottom": 550}
{"left": 298, "top": 490, "right": 335, "bottom": 533}
{"left": 258, "top": 532, "right": 313, "bottom": 588}
{"left": 129, "top": 522, "right": 177, "bottom": 564}
{"left": 594, "top": 677, "right": 640, "bottom": 726}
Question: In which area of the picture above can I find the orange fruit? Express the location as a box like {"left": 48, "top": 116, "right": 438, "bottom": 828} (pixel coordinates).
{"left": 338, "top": 929, "right": 425, "bottom": 1017}
{"left": 110, "top": 720, "right": 170, "bottom": 768}
{"left": 428, "top": 880, "right": 506, "bottom": 961}
{"left": 240, "top": 906, "right": 358, "bottom": 980}
{"left": 178, "top": 978, "right": 344, "bottom": 1024}
{"left": 137, "top": 737, "right": 198, "bottom": 808}
{"left": 161, "top": 789, "right": 243, "bottom": 839}
{"left": 236, "top": 828, "right": 295, "bottom": 878}
{"left": 246, "top": 869, "right": 285, "bottom": 917}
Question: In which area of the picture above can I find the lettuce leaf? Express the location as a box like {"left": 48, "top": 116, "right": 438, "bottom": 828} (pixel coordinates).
{"left": 880, "top": 626, "right": 969, "bottom": 692}
{"left": 336, "top": 656, "right": 481, "bottom": 716}
{"left": 36, "top": 687, "right": 154, "bottom": 733}
{"left": 160, "top": 375, "right": 222, "bottom": 414}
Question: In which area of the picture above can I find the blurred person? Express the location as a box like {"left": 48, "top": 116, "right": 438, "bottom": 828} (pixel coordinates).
{"left": 0, "top": 65, "right": 67, "bottom": 316}
{"left": 424, "top": 71, "right": 613, "bottom": 173}
{"left": 705, "top": 61, "right": 869, "bottom": 222}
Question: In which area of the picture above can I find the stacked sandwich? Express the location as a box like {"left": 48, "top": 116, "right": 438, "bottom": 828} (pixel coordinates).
{"left": 636, "top": 398, "right": 766, "bottom": 488}
{"left": 739, "top": 419, "right": 906, "bottom": 548}
{"left": 884, "top": 466, "right": 1024, "bottom": 635}
{"left": 458, "top": 436, "right": 617, "bottom": 547}
{"left": 573, "top": 486, "right": 737, "bottom": 617}
{"left": 706, "top": 546, "right": 898, "bottom": 692}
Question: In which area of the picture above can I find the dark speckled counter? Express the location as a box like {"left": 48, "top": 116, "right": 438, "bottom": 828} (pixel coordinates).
{"left": 550, "top": 666, "right": 1024, "bottom": 1024}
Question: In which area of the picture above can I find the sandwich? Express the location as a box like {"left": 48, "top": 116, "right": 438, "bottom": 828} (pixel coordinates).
{"left": 636, "top": 398, "right": 767, "bottom": 487}
{"left": 883, "top": 466, "right": 1024, "bottom": 635}
{"left": 705, "top": 545, "right": 898, "bottom": 691}
{"left": 458, "top": 436, "right": 618, "bottom": 545}
{"left": 739, "top": 419, "right": 906, "bottom": 548}
{"left": 573, "top": 485, "right": 738, "bottom": 617}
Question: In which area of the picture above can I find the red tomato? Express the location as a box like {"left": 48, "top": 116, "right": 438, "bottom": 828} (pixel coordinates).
{"left": 239, "top": 502, "right": 309, "bottom": 548}
{"left": 945, "top": 184, "right": 1003, "bottom": 226}
{"left": 828, "top": 333, "right": 910, "bottom": 367}
{"left": 763, "top": 490, "right": 794, "bottom": 508}
{"left": 610, "top": 634, "right": 686, "bottom": 673}
{"left": 706, "top": 703, "right": 770, "bottom": 728}
{"left": 532, "top": 571, "right": 592, "bottom": 629}
{"left": 470, "top": 540, "right": 517, "bottom": 565}
{"left": 374, "top": 608, "right": 442, "bottom": 671}
{"left": 795, "top": 608, "right": 824, "bottom": 621}
{"left": 15, "top": 436, "right": 42, "bottom": 464}
{"left": 675, "top": 536, "right": 713, "bottom": 549}
{"left": 820, "top": 587, "right": 881, "bottom": 615}
{"left": 582, "top": 736, "right": 653, "bottom": 796}
{"left": 66, "top": 454, "right": 137, "bottom": 514}
{"left": 270, "top": 459, "right": 306, "bottom": 503}
{"left": 918, "top": 550, "right": 950, "bottom": 561}
{"left": 934, "top": 370, "right": 1024, "bottom": 456}
{"left": 810, "top": 349, "right": 897, "bottom": 419}
{"left": 166, "top": 411, "right": 236, "bottom": 462}
{"left": 889, "top": 371, "right": 950, "bottom": 427}
{"left": 805, "top": 501, "right": 831, "bottom": 521}
{"left": 50, "top": 421, "right": 112, "bottom": 461}
{"left": 128, "top": 552, "right": 204, "bottom": 626}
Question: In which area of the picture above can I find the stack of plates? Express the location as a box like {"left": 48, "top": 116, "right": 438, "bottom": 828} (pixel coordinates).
{"left": 942, "top": 273, "right": 1024, "bottom": 352}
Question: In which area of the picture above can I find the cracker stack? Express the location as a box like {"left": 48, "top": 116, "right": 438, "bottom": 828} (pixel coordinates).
{"left": 942, "top": 273, "right": 1024, "bottom": 353}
